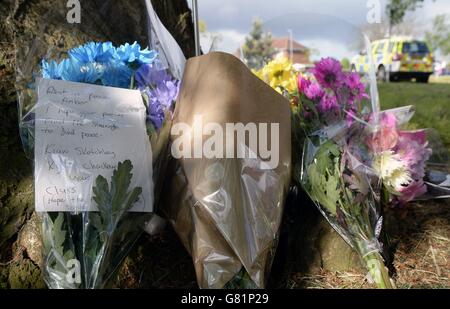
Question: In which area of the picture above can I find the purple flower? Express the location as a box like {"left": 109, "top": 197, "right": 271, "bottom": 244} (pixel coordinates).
{"left": 310, "top": 58, "right": 345, "bottom": 90}
{"left": 136, "top": 64, "right": 179, "bottom": 130}
{"left": 298, "top": 76, "right": 311, "bottom": 93}
{"left": 317, "top": 93, "right": 338, "bottom": 113}
{"left": 145, "top": 80, "right": 179, "bottom": 130}
{"left": 344, "top": 72, "right": 369, "bottom": 103}
{"left": 135, "top": 63, "right": 173, "bottom": 89}
{"left": 146, "top": 96, "right": 166, "bottom": 131}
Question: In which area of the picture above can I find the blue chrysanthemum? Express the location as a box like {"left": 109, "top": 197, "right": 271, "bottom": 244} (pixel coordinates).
{"left": 116, "top": 42, "right": 158, "bottom": 65}
{"left": 100, "top": 61, "right": 133, "bottom": 88}
{"left": 68, "top": 42, "right": 117, "bottom": 64}
{"left": 60, "top": 59, "right": 104, "bottom": 84}
{"left": 41, "top": 60, "right": 63, "bottom": 80}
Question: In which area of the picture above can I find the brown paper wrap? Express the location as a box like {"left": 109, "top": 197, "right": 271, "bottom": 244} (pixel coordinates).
{"left": 163, "top": 52, "right": 291, "bottom": 288}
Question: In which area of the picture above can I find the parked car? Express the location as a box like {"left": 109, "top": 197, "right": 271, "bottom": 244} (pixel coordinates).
{"left": 351, "top": 37, "right": 434, "bottom": 83}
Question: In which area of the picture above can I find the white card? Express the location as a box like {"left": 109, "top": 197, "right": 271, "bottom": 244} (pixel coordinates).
{"left": 34, "top": 78, "right": 153, "bottom": 212}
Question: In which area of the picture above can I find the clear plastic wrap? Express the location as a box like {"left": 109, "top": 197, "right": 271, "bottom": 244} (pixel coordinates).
{"left": 251, "top": 14, "right": 396, "bottom": 288}
{"left": 162, "top": 52, "right": 291, "bottom": 288}
{"left": 15, "top": 0, "right": 185, "bottom": 288}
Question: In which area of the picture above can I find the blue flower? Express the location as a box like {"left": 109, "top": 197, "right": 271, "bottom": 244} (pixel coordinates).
{"left": 41, "top": 60, "right": 63, "bottom": 79}
{"left": 100, "top": 61, "right": 133, "bottom": 88}
{"left": 116, "top": 42, "right": 157, "bottom": 65}
{"left": 68, "top": 42, "right": 117, "bottom": 64}
{"left": 60, "top": 59, "right": 103, "bottom": 84}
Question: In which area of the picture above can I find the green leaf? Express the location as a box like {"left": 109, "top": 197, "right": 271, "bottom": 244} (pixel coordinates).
{"left": 92, "top": 176, "right": 110, "bottom": 214}
{"left": 92, "top": 160, "right": 142, "bottom": 232}
{"left": 53, "top": 213, "right": 67, "bottom": 257}
{"left": 305, "top": 141, "right": 342, "bottom": 216}
{"left": 110, "top": 160, "right": 134, "bottom": 215}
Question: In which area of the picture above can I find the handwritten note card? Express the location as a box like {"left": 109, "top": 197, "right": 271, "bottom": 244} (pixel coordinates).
{"left": 34, "top": 78, "right": 153, "bottom": 212}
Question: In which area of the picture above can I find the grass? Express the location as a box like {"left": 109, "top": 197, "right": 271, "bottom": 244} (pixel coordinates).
{"left": 378, "top": 82, "right": 450, "bottom": 152}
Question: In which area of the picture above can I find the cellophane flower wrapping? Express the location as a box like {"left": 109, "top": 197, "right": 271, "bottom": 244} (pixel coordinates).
{"left": 255, "top": 52, "right": 396, "bottom": 287}
{"left": 14, "top": 1, "right": 185, "bottom": 288}
{"left": 296, "top": 57, "right": 397, "bottom": 288}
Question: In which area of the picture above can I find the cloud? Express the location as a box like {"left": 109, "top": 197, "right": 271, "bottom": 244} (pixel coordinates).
{"left": 196, "top": 0, "right": 450, "bottom": 58}
{"left": 201, "top": 29, "right": 246, "bottom": 53}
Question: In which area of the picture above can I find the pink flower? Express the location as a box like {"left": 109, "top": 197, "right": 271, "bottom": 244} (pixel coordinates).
{"left": 305, "top": 83, "right": 325, "bottom": 101}
{"left": 310, "top": 57, "right": 345, "bottom": 90}
{"left": 395, "top": 130, "right": 432, "bottom": 182}
{"left": 396, "top": 180, "right": 427, "bottom": 205}
{"left": 393, "top": 130, "right": 431, "bottom": 204}
{"left": 368, "top": 113, "right": 399, "bottom": 152}
{"left": 298, "top": 76, "right": 325, "bottom": 102}
{"left": 368, "top": 113, "right": 432, "bottom": 205}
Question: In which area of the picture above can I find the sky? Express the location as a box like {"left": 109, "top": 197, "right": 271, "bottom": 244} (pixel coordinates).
{"left": 192, "top": 0, "right": 450, "bottom": 60}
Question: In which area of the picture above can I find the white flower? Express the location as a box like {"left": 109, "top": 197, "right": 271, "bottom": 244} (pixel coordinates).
{"left": 373, "top": 151, "right": 412, "bottom": 194}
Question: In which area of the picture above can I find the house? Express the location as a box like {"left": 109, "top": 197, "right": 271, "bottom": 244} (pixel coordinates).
{"left": 272, "top": 37, "right": 311, "bottom": 65}
{"left": 234, "top": 37, "right": 311, "bottom": 68}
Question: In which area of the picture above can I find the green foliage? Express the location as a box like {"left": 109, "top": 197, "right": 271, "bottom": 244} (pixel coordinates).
{"left": 242, "top": 18, "right": 276, "bottom": 70}
{"left": 425, "top": 14, "right": 450, "bottom": 57}
{"left": 42, "top": 160, "right": 143, "bottom": 288}
{"left": 92, "top": 160, "right": 142, "bottom": 234}
{"left": 224, "top": 268, "right": 258, "bottom": 289}
{"left": 386, "top": 0, "right": 426, "bottom": 26}
{"left": 304, "top": 140, "right": 342, "bottom": 216}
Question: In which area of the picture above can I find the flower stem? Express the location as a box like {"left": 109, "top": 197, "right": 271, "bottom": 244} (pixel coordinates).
{"left": 362, "top": 250, "right": 395, "bottom": 289}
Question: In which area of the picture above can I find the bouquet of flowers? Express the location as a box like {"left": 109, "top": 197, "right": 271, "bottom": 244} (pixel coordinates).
{"left": 163, "top": 52, "right": 291, "bottom": 289}
{"left": 17, "top": 1, "right": 185, "bottom": 288}
{"left": 256, "top": 56, "right": 393, "bottom": 288}
{"left": 21, "top": 41, "right": 177, "bottom": 288}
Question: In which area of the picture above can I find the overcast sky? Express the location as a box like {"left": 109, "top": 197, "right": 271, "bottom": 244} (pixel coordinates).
{"left": 193, "top": 0, "right": 450, "bottom": 60}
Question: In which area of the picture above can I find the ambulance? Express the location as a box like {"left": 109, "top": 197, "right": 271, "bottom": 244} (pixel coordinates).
{"left": 351, "top": 37, "right": 434, "bottom": 83}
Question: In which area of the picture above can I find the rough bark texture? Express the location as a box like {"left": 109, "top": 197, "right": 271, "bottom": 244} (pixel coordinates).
{"left": 0, "top": 0, "right": 363, "bottom": 289}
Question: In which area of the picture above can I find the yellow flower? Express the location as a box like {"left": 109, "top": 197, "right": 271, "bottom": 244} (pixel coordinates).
{"left": 254, "top": 56, "right": 298, "bottom": 95}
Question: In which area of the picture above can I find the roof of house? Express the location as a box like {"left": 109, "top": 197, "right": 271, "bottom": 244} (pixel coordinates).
{"left": 272, "top": 37, "right": 308, "bottom": 51}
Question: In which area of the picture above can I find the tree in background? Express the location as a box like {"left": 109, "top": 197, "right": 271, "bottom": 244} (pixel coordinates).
{"left": 242, "top": 18, "right": 275, "bottom": 70}
{"left": 426, "top": 14, "right": 450, "bottom": 57}
{"left": 341, "top": 58, "right": 351, "bottom": 71}
{"left": 386, "top": 0, "right": 426, "bottom": 34}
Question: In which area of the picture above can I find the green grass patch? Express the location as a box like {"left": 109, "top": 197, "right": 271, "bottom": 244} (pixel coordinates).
{"left": 378, "top": 82, "right": 450, "bottom": 153}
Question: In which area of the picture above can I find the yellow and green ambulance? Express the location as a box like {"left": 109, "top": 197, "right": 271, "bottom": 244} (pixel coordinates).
{"left": 351, "top": 37, "right": 434, "bottom": 83}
